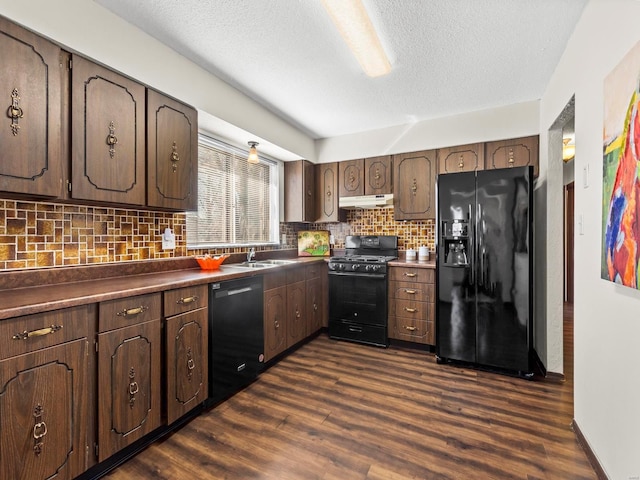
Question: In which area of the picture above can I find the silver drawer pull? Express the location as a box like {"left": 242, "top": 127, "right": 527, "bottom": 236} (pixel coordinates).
{"left": 13, "top": 324, "right": 62, "bottom": 340}
{"left": 116, "top": 305, "right": 149, "bottom": 317}
{"left": 177, "top": 296, "right": 198, "bottom": 305}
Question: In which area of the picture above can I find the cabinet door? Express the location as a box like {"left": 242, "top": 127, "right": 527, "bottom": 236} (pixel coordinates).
{"left": 438, "top": 143, "right": 484, "bottom": 174}
{"left": 0, "top": 339, "right": 87, "bottom": 480}
{"left": 264, "top": 286, "right": 287, "bottom": 362}
{"left": 485, "top": 136, "right": 539, "bottom": 177}
{"left": 285, "top": 160, "right": 315, "bottom": 222}
{"left": 315, "top": 162, "right": 344, "bottom": 222}
{"left": 165, "top": 308, "right": 208, "bottom": 424}
{"left": 339, "top": 159, "right": 365, "bottom": 197}
{"left": 147, "top": 89, "right": 198, "bottom": 211}
{"left": 365, "top": 155, "right": 392, "bottom": 194}
{"left": 98, "top": 319, "right": 161, "bottom": 461}
{"left": 306, "top": 276, "right": 322, "bottom": 336}
{"left": 321, "top": 263, "right": 329, "bottom": 328}
{"left": 0, "top": 17, "right": 65, "bottom": 198}
{"left": 393, "top": 150, "right": 436, "bottom": 220}
{"left": 286, "top": 281, "right": 306, "bottom": 348}
{"left": 71, "top": 55, "right": 146, "bottom": 206}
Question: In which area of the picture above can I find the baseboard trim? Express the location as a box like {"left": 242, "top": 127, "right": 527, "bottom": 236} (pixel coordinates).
{"left": 572, "top": 419, "right": 608, "bottom": 480}
{"left": 545, "top": 371, "right": 565, "bottom": 383}
{"left": 532, "top": 349, "right": 565, "bottom": 383}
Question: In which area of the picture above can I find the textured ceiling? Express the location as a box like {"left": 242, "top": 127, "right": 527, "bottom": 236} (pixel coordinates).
{"left": 95, "top": 0, "right": 587, "bottom": 141}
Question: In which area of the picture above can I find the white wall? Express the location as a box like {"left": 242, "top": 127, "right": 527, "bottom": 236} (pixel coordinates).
{"left": 540, "top": 0, "right": 640, "bottom": 477}
{"left": 0, "top": 0, "right": 315, "bottom": 162}
{"left": 316, "top": 101, "right": 539, "bottom": 162}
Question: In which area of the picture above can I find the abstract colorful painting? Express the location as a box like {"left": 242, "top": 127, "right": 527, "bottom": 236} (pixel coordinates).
{"left": 602, "top": 40, "right": 640, "bottom": 288}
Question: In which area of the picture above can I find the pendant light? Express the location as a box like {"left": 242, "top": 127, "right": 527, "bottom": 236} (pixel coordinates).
{"left": 247, "top": 141, "right": 259, "bottom": 164}
{"left": 562, "top": 138, "right": 575, "bottom": 162}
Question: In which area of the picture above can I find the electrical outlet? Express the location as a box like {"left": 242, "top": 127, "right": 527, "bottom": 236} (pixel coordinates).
{"left": 162, "top": 227, "right": 175, "bottom": 250}
{"left": 281, "top": 233, "right": 287, "bottom": 245}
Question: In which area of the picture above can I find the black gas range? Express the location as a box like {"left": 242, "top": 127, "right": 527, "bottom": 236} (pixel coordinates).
{"left": 328, "top": 235, "right": 398, "bottom": 347}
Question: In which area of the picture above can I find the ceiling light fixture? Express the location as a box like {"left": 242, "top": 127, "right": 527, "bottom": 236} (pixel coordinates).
{"left": 321, "top": 0, "right": 391, "bottom": 78}
{"left": 562, "top": 138, "right": 575, "bottom": 162}
{"left": 247, "top": 141, "right": 259, "bottom": 164}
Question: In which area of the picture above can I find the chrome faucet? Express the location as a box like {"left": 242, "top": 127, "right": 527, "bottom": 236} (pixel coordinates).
{"left": 247, "top": 247, "right": 256, "bottom": 262}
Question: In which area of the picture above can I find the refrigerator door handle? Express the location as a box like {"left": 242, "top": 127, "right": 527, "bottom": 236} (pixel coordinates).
{"left": 477, "top": 203, "right": 484, "bottom": 286}
{"left": 468, "top": 203, "right": 474, "bottom": 285}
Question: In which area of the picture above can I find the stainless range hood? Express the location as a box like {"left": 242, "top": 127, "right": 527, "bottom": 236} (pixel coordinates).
{"left": 339, "top": 194, "right": 394, "bottom": 209}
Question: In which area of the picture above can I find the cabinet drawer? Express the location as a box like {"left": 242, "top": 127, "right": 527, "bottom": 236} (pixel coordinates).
{"left": 264, "top": 270, "right": 287, "bottom": 290}
{"left": 99, "top": 293, "right": 161, "bottom": 332}
{"left": 388, "top": 316, "right": 434, "bottom": 345}
{"left": 391, "top": 298, "right": 433, "bottom": 322}
{"left": 287, "top": 266, "right": 307, "bottom": 284}
{"left": 389, "top": 281, "right": 434, "bottom": 303}
{"left": 164, "top": 285, "right": 208, "bottom": 317}
{"left": 0, "top": 304, "right": 93, "bottom": 361}
{"left": 389, "top": 267, "right": 434, "bottom": 283}
{"left": 306, "top": 262, "right": 324, "bottom": 279}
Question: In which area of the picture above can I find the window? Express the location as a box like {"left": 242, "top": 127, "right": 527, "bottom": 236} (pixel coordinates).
{"left": 187, "top": 135, "right": 279, "bottom": 248}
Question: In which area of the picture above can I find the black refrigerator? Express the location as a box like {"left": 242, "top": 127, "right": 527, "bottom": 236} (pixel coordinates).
{"left": 436, "top": 166, "right": 533, "bottom": 376}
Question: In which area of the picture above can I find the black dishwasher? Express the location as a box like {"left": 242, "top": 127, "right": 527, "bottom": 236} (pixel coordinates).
{"left": 208, "top": 276, "right": 264, "bottom": 405}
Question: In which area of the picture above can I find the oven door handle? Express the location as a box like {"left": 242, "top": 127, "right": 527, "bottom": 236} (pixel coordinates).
{"left": 328, "top": 272, "right": 387, "bottom": 280}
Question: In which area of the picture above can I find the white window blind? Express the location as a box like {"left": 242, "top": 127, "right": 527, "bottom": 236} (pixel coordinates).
{"left": 187, "top": 136, "right": 278, "bottom": 247}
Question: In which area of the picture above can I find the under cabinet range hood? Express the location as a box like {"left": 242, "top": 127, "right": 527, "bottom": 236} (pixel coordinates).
{"left": 339, "top": 194, "right": 394, "bottom": 209}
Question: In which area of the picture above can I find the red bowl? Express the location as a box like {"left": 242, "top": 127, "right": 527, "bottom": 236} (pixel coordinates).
{"left": 195, "top": 254, "right": 229, "bottom": 270}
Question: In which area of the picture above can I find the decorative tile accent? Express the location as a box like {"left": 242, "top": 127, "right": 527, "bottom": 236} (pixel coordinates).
{"left": 288, "top": 207, "right": 436, "bottom": 252}
{"left": 0, "top": 200, "right": 187, "bottom": 270}
{"left": 0, "top": 200, "right": 434, "bottom": 271}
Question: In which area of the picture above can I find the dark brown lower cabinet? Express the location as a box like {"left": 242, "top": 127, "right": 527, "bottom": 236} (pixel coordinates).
{"left": 97, "top": 319, "right": 161, "bottom": 461}
{"left": 388, "top": 266, "right": 435, "bottom": 345}
{"left": 305, "top": 263, "right": 323, "bottom": 336}
{"left": 264, "top": 285, "right": 287, "bottom": 362}
{"left": 0, "top": 305, "right": 91, "bottom": 480}
{"left": 287, "top": 280, "right": 306, "bottom": 348}
{"left": 165, "top": 308, "right": 208, "bottom": 424}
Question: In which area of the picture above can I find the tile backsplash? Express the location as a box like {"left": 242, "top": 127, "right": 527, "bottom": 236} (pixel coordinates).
{"left": 284, "top": 208, "right": 435, "bottom": 252}
{"left": 0, "top": 200, "right": 434, "bottom": 271}
{"left": 0, "top": 200, "right": 187, "bottom": 270}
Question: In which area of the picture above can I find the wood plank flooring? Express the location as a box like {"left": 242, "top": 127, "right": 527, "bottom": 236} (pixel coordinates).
{"left": 104, "top": 306, "right": 595, "bottom": 479}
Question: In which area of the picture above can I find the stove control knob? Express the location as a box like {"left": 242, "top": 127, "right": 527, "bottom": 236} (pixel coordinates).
{"left": 371, "top": 265, "right": 380, "bottom": 272}
{"left": 351, "top": 264, "right": 358, "bottom": 271}
{"left": 364, "top": 265, "right": 371, "bottom": 272}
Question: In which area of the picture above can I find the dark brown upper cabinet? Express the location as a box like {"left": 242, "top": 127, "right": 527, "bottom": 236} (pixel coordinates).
{"left": 339, "top": 159, "right": 365, "bottom": 197}
{"left": 315, "top": 162, "right": 345, "bottom": 222}
{"left": 393, "top": 150, "right": 437, "bottom": 220}
{"left": 146, "top": 89, "right": 198, "bottom": 211}
{"left": 485, "top": 135, "right": 539, "bottom": 177}
{"left": 365, "top": 155, "right": 392, "bottom": 195}
{"left": 0, "top": 17, "right": 66, "bottom": 198}
{"left": 71, "top": 55, "right": 146, "bottom": 206}
{"left": 285, "top": 159, "right": 315, "bottom": 222}
{"left": 437, "top": 143, "right": 485, "bottom": 174}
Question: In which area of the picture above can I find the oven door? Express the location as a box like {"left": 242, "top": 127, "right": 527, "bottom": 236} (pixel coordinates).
{"left": 328, "top": 271, "right": 388, "bottom": 347}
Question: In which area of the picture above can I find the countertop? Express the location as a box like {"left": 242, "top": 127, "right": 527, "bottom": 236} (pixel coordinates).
{"left": 388, "top": 257, "right": 436, "bottom": 269}
{"left": 0, "top": 256, "right": 326, "bottom": 321}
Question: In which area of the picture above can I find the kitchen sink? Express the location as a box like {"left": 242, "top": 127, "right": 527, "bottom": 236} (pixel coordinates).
{"left": 234, "top": 262, "right": 273, "bottom": 269}
{"left": 255, "top": 259, "right": 297, "bottom": 265}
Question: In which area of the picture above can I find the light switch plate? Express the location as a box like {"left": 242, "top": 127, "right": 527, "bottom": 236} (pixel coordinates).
{"left": 583, "top": 164, "right": 589, "bottom": 188}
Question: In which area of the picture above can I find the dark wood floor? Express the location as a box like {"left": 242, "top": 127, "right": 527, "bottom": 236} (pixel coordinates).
{"left": 105, "top": 305, "right": 595, "bottom": 479}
